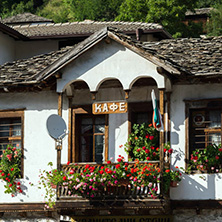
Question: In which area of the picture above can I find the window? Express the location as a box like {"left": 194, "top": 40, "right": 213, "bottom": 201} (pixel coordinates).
{"left": 71, "top": 106, "right": 108, "bottom": 163}
{"left": 0, "top": 110, "right": 24, "bottom": 176}
{"left": 128, "top": 102, "right": 153, "bottom": 132}
{"left": 0, "top": 110, "right": 24, "bottom": 157}
{"left": 186, "top": 99, "right": 222, "bottom": 159}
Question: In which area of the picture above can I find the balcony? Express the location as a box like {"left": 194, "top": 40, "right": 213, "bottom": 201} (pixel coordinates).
{"left": 59, "top": 161, "right": 160, "bottom": 198}
{"left": 56, "top": 161, "right": 171, "bottom": 215}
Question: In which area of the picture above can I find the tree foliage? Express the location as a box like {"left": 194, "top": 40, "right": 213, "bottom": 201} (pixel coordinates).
{"left": 207, "top": 4, "right": 222, "bottom": 36}
{"left": 0, "top": 0, "right": 219, "bottom": 37}
{"left": 37, "top": 0, "right": 69, "bottom": 23}
{"left": 63, "top": 0, "right": 122, "bottom": 21}
{"left": 197, "top": 0, "right": 222, "bottom": 8}
{"left": 116, "top": 0, "right": 200, "bottom": 38}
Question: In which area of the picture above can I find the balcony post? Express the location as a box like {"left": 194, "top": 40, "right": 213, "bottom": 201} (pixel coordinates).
{"left": 159, "top": 89, "right": 165, "bottom": 197}
{"left": 57, "top": 93, "right": 63, "bottom": 171}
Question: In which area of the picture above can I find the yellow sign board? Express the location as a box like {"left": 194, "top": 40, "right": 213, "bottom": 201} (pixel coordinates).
{"left": 92, "top": 101, "right": 128, "bottom": 115}
{"left": 72, "top": 215, "right": 173, "bottom": 222}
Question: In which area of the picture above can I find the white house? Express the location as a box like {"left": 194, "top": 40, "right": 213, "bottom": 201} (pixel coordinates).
{"left": 0, "top": 14, "right": 222, "bottom": 222}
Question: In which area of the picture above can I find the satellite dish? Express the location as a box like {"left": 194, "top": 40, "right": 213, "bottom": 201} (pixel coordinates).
{"left": 46, "top": 114, "right": 67, "bottom": 141}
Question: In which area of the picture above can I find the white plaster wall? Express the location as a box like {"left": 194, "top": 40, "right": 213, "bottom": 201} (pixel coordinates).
{"left": 108, "top": 113, "right": 128, "bottom": 161}
{"left": 170, "top": 83, "right": 222, "bottom": 200}
{"left": 0, "top": 91, "right": 70, "bottom": 203}
{"left": 57, "top": 40, "right": 165, "bottom": 92}
{"left": 0, "top": 32, "right": 15, "bottom": 65}
{"left": 15, "top": 40, "right": 58, "bottom": 60}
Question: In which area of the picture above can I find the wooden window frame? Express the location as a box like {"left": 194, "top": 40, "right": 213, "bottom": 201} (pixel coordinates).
{"left": 0, "top": 109, "right": 24, "bottom": 177}
{"left": 68, "top": 105, "right": 109, "bottom": 163}
{"left": 185, "top": 98, "right": 222, "bottom": 169}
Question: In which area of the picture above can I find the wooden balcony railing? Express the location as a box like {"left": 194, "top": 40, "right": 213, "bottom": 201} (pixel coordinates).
{"left": 58, "top": 161, "right": 161, "bottom": 200}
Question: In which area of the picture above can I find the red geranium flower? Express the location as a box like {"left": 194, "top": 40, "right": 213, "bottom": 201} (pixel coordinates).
{"left": 67, "top": 161, "right": 70, "bottom": 165}
{"left": 145, "top": 134, "right": 149, "bottom": 139}
{"left": 216, "top": 156, "right": 219, "bottom": 160}
{"left": 116, "top": 164, "right": 120, "bottom": 169}
{"left": 142, "top": 146, "right": 146, "bottom": 150}
{"left": 219, "top": 148, "right": 222, "bottom": 152}
{"left": 168, "top": 149, "right": 173, "bottom": 154}
{"left": 165, "top": 169, "right": 170, "bottom": 173}
{"left": 17, "top": 182, "right": 21, "bottom": 185}
{"left": 117, "top": 158, "right": 122, "bottom": 163}
{"left": 149, "top": 136, "right": 154, "bottom": 140}
{"left": 153, "top": 152, "right": 156, "bottom": 156}
{"left": 107, "top": 160, "right": 111, "bottom": 164}
{"left": 9, "top": 184, "right": 12, "bottom": 187}
{"left": 146, "top": 157, "right": 150, "bottom": 160}
{"left": 1, "top": 173, "right": 5, "bottom": 176}
{"left": 145, "top": 149, "right": 150, "bottom": 154}
{"left": 63, "top": 176, "right": 67, "bottom": 181}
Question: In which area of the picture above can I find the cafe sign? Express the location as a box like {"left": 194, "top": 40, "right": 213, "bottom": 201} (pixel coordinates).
{"left": 72, "top": 215, "right": 173, "bottom": 222}
{"left": 92, "top": 101, "right": 128, "bottom": 114}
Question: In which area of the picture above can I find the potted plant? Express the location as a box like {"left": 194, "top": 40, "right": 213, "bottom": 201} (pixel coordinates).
{"left": 125, "top": 123, "right": 159, "bottom": 161}
{"left": 189, "top": 144, "right": 222, "bottom": 173}
{"left": 163, "top": 167, "right": 182, "bottom": 192}
{"left": 0, "top": 144, "right": 23, "bottom": 196}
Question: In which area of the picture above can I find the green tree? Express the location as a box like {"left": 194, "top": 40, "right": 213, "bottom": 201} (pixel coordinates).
{"left": 37, "top": 0, "right": 69, "bottom": 23}
{"left": 207, "top": 4, "right": 222, "bottom": 36}
{"left": 116, "top": 0, "right": 199, "bottom": 38}
{"left": 63, "top": 0, "right": 122, "bottom": 21}
{"left": 197, "top": 0, "right": 222, "bottom": 8}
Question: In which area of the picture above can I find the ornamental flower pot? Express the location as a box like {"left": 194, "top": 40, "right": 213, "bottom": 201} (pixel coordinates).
{"left": 170, "top": 181, "right": 178, "bottom": 187}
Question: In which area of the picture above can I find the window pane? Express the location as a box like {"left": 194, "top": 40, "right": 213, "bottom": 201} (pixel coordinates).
{"left": 80, "top": 135, "right": 93, "bottom": 162}
{"left": 134, "top": 112, "right": 150, "bottom": 125}
{"left": 95, "top": 116, "right": 105, "bottom": 125}
{"left": 0, "top": 119, "right": 10, "bottom": 138}
{"left": 95, "top": 116, "right": 105, "bottom": 133}
{"left": 209, "top": 110, "right": 221, "bottom": 128}
{"left": 95, "top": 135, "right": 105, "bottom": 162}
{"left": 208, "top": 133, "right": 221, "bottom": 145}
{"left": 12, "top": 119, "right": 21, "bottom": 136}
{"left": 81, "top": 118, "right": 93, "bottom": 134}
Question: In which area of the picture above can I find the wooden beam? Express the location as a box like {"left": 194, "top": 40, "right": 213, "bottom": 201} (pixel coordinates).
{"left": 68, "top": 98, "right": 72, "bottom": 162}
{"left": 0, "top": 203, "right": 49, "bottom": 212}
{"left": 166, "top": 92, "right": 171, "bottom": 142}
{"left": 57, "top": 93, "right": 63, "bottom": 170}
{"left": 159, "top": 89, "right": 165, "bottom": 197}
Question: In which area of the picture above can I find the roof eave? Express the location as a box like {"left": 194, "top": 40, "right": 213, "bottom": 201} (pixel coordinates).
{"left": 0, "top": 22, "right": 28, "bottom": 40}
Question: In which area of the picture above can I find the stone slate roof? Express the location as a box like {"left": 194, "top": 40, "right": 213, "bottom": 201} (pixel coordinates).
{"left": 0, "top": 28, "right": 222, "bottom": 87}
{"left": 1, "top": 13, "right": 53, "bottom": 25}
{"left": 10, "top": 20, "right": 166, "bottom": 38}
{"left": 185, "top": 8, "right": 212, "bottom": 16}
{"left": 0, "top": 46, "right": 73, "bottom": 85}
{"left": 141, "top": 36, "right": 222, "bottom": 76}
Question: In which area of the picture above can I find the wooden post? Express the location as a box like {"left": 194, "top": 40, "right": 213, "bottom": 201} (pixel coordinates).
{"left": 159, "top": 89, "right": 165, "bottom": 197}
{"left": 68, "top": 97, "right": 72, "bottom": 162}
{"left": 166, "top": 92, "right": 171, "bottom": 143}
{"left": 57, "top": 93, "right": 63, "bottom": 171}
